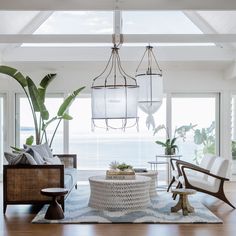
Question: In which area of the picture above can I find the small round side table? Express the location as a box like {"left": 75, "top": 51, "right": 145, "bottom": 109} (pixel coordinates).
{"left": 41, "top": 187, "right": 68, "bottom": 220}
{"left": 171, "top": 188, "right": 196, "bottom": 216}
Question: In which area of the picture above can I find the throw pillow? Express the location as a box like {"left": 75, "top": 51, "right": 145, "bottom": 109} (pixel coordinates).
{"left": 4, "top": 152, "right": 37, "bottom": 165}
{"left": 44, "top": 156, "right": 62, "bottom": 165}
{"left": 24, "top": 143, "right": 54, "bottom": 161}
{"left": 25, "top": 148, "right": 45, "bottom": 165}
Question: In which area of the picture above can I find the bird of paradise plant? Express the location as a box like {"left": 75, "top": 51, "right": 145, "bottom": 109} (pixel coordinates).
{"left": 0, "top": 65, "right": 85, "bottom": 149}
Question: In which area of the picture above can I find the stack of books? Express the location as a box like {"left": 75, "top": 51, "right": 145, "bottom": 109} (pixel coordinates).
{"left": 106, "top": 170, "right": 136, "bottom": 180}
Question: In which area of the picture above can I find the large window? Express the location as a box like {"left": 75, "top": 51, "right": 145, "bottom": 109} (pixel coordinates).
{"left": 69, "top": 97, "right": 166, "bottom": 170}
{"left": 171, "top": 94, "right": 219, "bottom": 163}
{"left": 16, "top": 94, "right": 64, "bottom": 153}
{"left": 0, "top": 95, "right": 4, "bottom": 173}
{"left": 231, "top": 95, "right": 236, "bottom": 175}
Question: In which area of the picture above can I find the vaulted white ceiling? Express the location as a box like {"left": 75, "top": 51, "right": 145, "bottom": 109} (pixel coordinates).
{"left": 0, "top": 1, "right": 236, "bottom": 65}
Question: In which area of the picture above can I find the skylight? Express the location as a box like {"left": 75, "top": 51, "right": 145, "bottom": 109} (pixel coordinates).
{"left": 21, "top": 11, "right": 214, "bottom": 47}
{"left": 34, "top": 11, "right": 113, "bottom": 34}
{"left": 122, "top": 11, "right": 203, "bottom": 34}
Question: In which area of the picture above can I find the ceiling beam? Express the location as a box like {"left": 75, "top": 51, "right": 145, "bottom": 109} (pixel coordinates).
{"left": 2, "top": 46, "right": 234, "bottom": 62}
{"left": 0, "top": 0, "right": 236, "bottom": 11}
{"left": 1, "top": 34, "right": 236, "bottom": 43}
{"left": 2, "top": 11, "right": 53, "bottom": 51}
{"left": 183, "top": 11, "right": 223, "bottom": 47}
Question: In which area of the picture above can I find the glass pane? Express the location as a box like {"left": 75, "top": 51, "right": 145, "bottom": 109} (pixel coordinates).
{"left": 69, "top": 97, "right": 166, "bottom": 170}
{"left": 122, "top": 11, "right": 203, "bottom": 34}
{"left": 18, "top": 96, "right": 64, "bottom": 153}
{"left": 172, "top": 95, "right": 217, "bottom": 163}
{"left": 0, "top": 96, "right": 3, "bottom": 172}
{"left": 44, "top": 98, "right": 64, "bottom": 153}
{"left": 35, "top": 11, "right": 113, "bottom": 34}
{"left": 232, "top": 96, "right": 236, "bottom": 159}
{"left": 231, "top": 95, "right": 236, "bottom": 174}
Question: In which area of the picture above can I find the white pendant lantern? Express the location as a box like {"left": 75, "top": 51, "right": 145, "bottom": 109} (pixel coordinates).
{"left": 91, "top": 45, "right": 139, "bottom": 131}
{"left": 135, "top": 45, "right": 163, "bottom": 130}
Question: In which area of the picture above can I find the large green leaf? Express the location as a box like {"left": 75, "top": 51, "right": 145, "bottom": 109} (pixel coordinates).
{"left": 155, "top": 140, "right": 167, "bottom": 147}
{"left": 62, "top": 113, "right": 73, "bottom": 120}
{"left": 10, "top": 146, "right": 23, "bottom": 153}
{"left": 26, "top": 76, "right": 49, "bottom": 120}
{"left": 26, "top": 135, "right": 34, "bottom": 145}
{"left": 38, "top": 74, "right": 57, "bottom": 103}
{"left": 194, "top": 129, "right": 203, "bottom": 145}
{"left": 39, "top": 73, "right": 57, "bottom": 88}
{"left": 57, "top": 86, "right": 85, "bottom": 116}
{"left": 0, "top": 65, "right": 27, "bottom": 87}
{"left": 170, "top": 137, "right": 177, "bottom": 146}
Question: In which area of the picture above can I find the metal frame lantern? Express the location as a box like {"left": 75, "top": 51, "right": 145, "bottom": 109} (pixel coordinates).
{"left": 91, "top": 44, "right": 139, "bottom": 131}
{"left": 135, "top": 45, "right": 163, "bottom": 130}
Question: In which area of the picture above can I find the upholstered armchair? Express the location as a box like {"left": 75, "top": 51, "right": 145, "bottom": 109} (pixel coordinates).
{"left": 178, "top": 156, "right": 235, "bottom": 209}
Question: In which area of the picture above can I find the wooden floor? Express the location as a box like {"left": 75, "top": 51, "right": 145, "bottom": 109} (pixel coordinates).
{"left": 1, "top": 182, "right": 236, "bottom": 236}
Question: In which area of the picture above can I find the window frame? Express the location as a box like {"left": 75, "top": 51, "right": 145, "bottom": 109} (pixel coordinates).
{"left": 0, "top": 93, "right": 6, "bottom": 175}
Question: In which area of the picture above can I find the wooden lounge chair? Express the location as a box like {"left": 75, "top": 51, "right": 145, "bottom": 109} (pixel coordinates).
{"left": 178, "top": 156, "right": 235, "bottom": 209}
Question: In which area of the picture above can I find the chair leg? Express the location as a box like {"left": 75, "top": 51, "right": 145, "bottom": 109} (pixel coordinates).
{"left": 167, "top": 177, "right": 175, "bottom": 192}
{"left": 3, "top": 203, "right": 7, "bottom": 214}
{"left": 218, "top": 192, "right": 235, "bottom": 209}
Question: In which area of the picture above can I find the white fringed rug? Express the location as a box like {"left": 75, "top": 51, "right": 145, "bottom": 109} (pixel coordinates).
{"left": 32, "top": 185, "right": 222, "bottom": 224}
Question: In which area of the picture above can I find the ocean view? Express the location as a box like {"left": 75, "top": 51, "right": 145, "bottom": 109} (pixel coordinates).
{"left": 20, "top": 130, "right": 203, "bottom": 170}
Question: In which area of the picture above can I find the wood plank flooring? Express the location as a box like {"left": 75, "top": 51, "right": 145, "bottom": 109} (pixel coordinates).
{"left": 1, "top": 182, "right": 236, "bottom": 236}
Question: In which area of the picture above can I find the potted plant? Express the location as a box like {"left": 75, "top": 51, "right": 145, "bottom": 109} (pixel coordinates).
{"left": 154, "top": 124, "right": 196, "bottom": 155}
{"left": 0, "top": 65, "right": 85, "bottom": 148}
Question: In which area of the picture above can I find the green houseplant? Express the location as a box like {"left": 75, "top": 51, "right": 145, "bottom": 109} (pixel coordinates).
{"left": 0, "top": 65, "right": 85, "bottom": 148}
{"left": 154, "top": 124, "right": 196, "bottom": 155}
{"left": 193, "top": 121, "right": 216, "bottom": 163}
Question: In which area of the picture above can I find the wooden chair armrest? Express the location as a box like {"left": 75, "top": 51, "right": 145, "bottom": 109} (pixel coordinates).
{"left": 176, "top": 160, "right": 210, "bottom": 176}
{"left": 170, "top": 158, "right": 179, "bottom": 171}
{"left": 181, "top": 165, "right": 229, "bottom": 181}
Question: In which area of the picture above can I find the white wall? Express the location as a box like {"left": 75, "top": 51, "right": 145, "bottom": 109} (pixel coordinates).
{"left": 1, "top": 61, "right": 233, "bottom": 92}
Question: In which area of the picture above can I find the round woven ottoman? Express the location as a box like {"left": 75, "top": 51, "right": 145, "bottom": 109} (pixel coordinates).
{"left": 136, "top": 171, "right": 158, "bottom": 197}
{"left": 88, "top": 175, "right": 151, "bottom": 211}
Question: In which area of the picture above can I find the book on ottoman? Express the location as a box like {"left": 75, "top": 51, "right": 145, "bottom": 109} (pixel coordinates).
{"left": 106, "top": 170, "right": 136, "bottom": 180}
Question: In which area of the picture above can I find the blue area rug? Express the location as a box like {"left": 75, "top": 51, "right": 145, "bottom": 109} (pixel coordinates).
{"left": 32, "top": 185, "right": 222, "bottom": 224}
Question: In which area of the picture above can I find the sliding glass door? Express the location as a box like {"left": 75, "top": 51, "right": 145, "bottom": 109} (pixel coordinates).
{"left": 0, "top": 94, "right": 5, "bottom": 173}
{"left": 171, "top": 94, "right": 219, "bottom": 163}
{"left": 69, "top": 97, "right": 167, "bottom": 169}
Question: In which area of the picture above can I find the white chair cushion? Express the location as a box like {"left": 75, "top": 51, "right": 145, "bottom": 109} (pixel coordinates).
{"left": 179, "top": 175, "right": 219, "bottom": 193}
{"left": 200, "top": 154, "right": 215, "bottom": 169}
{"left": 208, "top": 157, "right": 229, "bottom": 187}
{"left": 210, "top": 156, "right": 229, "bottom": 177}
{"left": 198, "top": 154, "right": 215, "bottom": 180}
